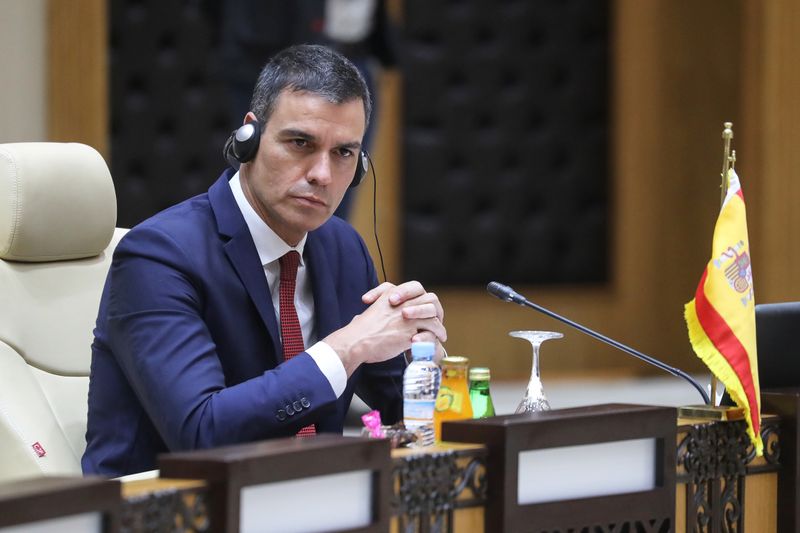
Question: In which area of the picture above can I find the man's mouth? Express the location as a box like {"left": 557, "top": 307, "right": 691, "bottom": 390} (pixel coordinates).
{"left": 293, "top": 194, "right": 327, "bottom": 208}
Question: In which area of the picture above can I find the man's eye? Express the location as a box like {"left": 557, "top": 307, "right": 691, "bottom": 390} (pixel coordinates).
{"left": 338, "top": 148, "right": 353, "bottom": 158}
{"left": 292, "top": 139, "right": 308, "bottom": 148}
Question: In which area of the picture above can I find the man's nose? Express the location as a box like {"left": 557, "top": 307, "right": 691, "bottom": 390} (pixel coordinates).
{"left": 307, "top": 152, "right": 333, "bottom": 186}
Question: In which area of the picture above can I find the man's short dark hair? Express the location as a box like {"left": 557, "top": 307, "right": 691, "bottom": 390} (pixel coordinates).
{"left": 249, "top": 44, "right": 372, "bottom": 127}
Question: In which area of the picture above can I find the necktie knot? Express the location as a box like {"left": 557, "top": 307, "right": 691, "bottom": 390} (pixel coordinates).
{"left": 279, "top": 251, "right": 301, "bottom": 282}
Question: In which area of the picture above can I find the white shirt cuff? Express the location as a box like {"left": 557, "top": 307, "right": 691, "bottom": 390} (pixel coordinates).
{"left": 306, "top": 341, "right": 347, "bottom": 398}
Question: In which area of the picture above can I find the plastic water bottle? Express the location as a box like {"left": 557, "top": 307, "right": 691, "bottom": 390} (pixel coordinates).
{"left": 403, "top": 341, "right": 440, "bottom": 446}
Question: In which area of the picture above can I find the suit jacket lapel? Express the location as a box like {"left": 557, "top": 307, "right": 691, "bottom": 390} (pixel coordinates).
{"left": 208, "top": 171, "right": 282, "bottom": 360}
{"left": 306, "top": 230, "right": 342, "bottom": 340}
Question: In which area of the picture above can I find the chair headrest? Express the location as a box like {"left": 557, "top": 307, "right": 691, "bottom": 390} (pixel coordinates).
{"left": 0, "top": 142, "right": 116, "bottom": 262}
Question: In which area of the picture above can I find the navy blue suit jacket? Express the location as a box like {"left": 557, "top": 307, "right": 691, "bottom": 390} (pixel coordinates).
{"left": 82, "top": 170, "right": 404, "bottom": 476}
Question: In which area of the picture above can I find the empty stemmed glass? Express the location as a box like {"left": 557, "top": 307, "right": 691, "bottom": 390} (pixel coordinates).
{"left": 510, "top": 330, "right": 563, "bottom": 413}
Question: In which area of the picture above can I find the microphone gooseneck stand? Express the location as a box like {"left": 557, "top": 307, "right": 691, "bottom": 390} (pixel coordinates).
{"left": 487, "top": 281, "right": 711, "bottom": 405}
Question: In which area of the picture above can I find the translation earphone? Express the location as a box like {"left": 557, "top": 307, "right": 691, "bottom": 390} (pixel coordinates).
{"left": 223, "top": 120, "right": 369, "bottom": 188}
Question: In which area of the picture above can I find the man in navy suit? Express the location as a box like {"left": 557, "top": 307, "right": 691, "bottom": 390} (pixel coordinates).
{"left": 82, "top": 45, "right": 446, "bottom": 476}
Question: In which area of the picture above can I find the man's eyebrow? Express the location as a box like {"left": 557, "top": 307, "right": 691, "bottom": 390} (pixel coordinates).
{"left": 338, "top": 141, "right": 362, "bottom": 151}
{"left": 278, "top": 128, "right": 316, "bottom": 141}
{"left": 279, "top": 129, "right": 362, "bottom": 151}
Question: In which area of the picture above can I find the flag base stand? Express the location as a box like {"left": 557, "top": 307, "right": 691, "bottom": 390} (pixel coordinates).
{"left": 678, "top": 404, "right": 746, "bottom": 421}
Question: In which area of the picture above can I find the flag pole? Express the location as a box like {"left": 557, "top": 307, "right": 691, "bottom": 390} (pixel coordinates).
{"left": 711, "top": 122, "right": 735, "bottom": 406}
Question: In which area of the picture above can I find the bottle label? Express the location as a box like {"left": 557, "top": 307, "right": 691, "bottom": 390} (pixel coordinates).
{"left": 404, "top": 398, "right": 435, "bottom": 424}
{"left": 435, "top": 386, "right": 463, "bottom": 413}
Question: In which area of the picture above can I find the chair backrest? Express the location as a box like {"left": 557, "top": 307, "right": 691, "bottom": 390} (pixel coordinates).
{"left": 0, "top": 142, "right": 125, "bottom": 481}
{"left": 756, "top": 301, "right": 800, "bottom": 390}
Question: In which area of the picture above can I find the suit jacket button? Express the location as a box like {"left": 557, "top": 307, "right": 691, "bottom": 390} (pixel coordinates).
{"left": 300, "top": 397, "right": 311, "bottom": 408}
{"left": 286, "top": 404, "right": 295, "bottom": 416}
{"left": 276, "top": 409, "right": 287, "bottom": 421}
{"left": 293, "top": 400, "right": 302, "bottom": 411}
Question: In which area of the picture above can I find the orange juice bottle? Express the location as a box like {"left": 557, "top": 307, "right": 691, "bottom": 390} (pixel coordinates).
{"left": 433, "top": 356, "right": 473, "bottom": 441}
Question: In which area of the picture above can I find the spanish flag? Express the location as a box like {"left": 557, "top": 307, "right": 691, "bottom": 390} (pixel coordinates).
{"left": 684, "top": 168, "right": 762, "bottom": 455}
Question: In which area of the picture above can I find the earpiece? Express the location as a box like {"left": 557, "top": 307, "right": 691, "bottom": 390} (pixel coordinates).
{"left": 351, "top": 150, "right": 368, "bottom": 188}
{"left": 223, "top": 120, "right": 368, "bottom": 188}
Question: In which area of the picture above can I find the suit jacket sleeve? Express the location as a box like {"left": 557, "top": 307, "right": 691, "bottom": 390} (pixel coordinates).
{"left": 105, "top": 224, "right": 338, "bottom": 451}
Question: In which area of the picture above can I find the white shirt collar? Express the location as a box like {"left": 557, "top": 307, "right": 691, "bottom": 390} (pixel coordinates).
{"left": 229, "top": 171, "right": 307, "bottom": 266}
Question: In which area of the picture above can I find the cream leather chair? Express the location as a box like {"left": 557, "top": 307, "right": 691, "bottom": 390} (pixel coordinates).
{"left": 0, "top": 143, "right": 126, "bottom": 481}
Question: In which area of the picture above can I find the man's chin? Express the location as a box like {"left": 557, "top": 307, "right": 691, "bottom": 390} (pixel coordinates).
{"left": 294, "top": 212, "right": 331, "bottom": 233}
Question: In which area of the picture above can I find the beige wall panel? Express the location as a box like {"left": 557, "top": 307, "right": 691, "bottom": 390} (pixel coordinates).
{"left": 0, "top": 0, "right": 47, "bottom": 142}
{"left": 47, "top": 0, "right": 107, "bottom": 157}
{"left": 741, "top": 0, "right": 800, "bottom": 303}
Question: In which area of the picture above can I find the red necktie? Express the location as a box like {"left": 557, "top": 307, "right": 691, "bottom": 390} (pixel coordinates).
{"left": 279, "top": 251, "right": 316, "bottom": 436}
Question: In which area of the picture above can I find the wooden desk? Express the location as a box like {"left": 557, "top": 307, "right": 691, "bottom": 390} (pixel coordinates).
{"left": 0, "top": 476, "right": 120, "bottom": 532}
{"left": 111, "top": 398, "right": 794, "bottom": 532}
{"left": 675, "top": 414, "right": 780, "bottom": 533}
{"left": 118, "top": 442, "right": 486, "bottom": 533}
{"left": 120, "top": 478, "right": 208, "bottom": 532}
{"left": 390, "top": 442, "right": 486, "bottom": 533}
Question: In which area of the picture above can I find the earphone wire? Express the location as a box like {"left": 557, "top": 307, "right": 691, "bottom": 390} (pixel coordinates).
{"left": 365, "top": 155, "right": 406, "bottom": 392}
{"left": 366, "top": 154, "right": 387, "bottom": 283}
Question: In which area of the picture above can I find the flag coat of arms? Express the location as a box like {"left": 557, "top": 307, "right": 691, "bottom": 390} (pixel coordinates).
{"left": 684, "top": 168, "right": 762, "bottom": 455}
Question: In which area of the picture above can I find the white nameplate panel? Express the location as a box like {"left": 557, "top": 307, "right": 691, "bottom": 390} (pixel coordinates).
{"left": 0, "top": 512, "right": 101, "bottom": 533}
{"left": 240, "top": 469, "right": 372, "bottom": 533}
{"left": 518, "top": 438, "right": 657, "bottom": 505}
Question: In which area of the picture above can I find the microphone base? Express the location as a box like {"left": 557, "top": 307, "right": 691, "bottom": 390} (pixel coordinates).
{"left": 678, "top": 404, "right": 746, "bottom": 421}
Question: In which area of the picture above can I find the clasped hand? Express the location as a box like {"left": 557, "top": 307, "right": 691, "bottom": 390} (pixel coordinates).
{"left": 324, "top": 281, "right": 446, "bottom": 375}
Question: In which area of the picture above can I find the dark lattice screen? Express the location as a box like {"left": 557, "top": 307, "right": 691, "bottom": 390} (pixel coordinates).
{"left": 402, "top": 0, "right": 610, "bottom": 285}
{"left": 110, "top": 0, "right": 232, "bottom": 228}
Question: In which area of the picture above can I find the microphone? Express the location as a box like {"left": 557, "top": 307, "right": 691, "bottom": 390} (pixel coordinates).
{"left": 487, "top": 281, "right": 711, "bottom": 405}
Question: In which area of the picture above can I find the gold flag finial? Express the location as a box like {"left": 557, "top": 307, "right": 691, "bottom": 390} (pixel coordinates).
{"left": 721, "top": 122, "right": 734, "bottom": 204}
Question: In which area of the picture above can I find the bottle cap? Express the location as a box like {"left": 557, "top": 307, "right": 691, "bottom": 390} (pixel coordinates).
{"left": 469, "top": 367, "right": 490, "bottom": 380}
{"left": 410, "top": 341, "right": 435, "bottom": 360}
{"left": 441, "top": 355, "right": 469, "bottom": 366}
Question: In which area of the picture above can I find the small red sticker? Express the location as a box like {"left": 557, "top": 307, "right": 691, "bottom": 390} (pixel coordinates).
{"left": 32, "top": 442, "right": 46, "bottom": 457}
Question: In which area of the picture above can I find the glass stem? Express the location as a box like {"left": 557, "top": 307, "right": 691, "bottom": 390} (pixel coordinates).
{"left": 526, "top": 342, "right": 544, "bottom": 397}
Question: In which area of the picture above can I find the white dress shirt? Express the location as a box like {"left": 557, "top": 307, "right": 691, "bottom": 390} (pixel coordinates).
{"left": 230, "top": 172, "right": 347, "bottom": 397}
